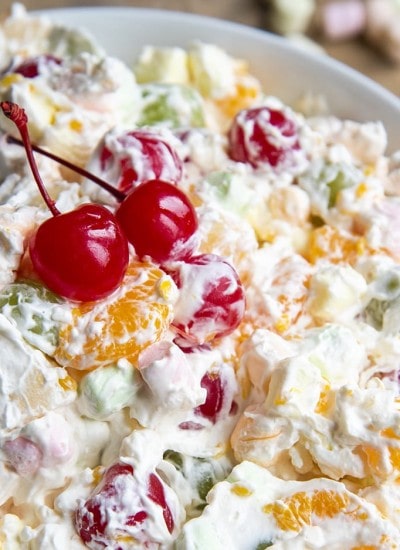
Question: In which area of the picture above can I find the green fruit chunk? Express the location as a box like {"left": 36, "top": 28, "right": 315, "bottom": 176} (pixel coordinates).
{"left": 138, "top": 83, "right": 205, "bottom": 128}
{"left": 163, "top": 450, "right": 232, "bottom": 516}
{"left": 364, "top": 269, "right": 400, "bottom": 330}
{"left": 299, "top": 161, "right": 361, "bottom": 214}
{"left": 0, "top": 281, "right": 65, "bottom": 354}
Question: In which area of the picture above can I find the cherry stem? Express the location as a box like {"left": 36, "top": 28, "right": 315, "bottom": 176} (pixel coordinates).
{"left": 6, "top": 135, "right": 126, "bottom": 202}
{"left": 0, "top": 101, "right": 60, "bottom": 217}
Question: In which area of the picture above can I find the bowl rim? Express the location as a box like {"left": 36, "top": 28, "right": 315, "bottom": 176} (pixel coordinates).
{"left": 29, "top": 6, "right": 397, "bottom": 91}
{"left": 31, "top": 5, "right": 400, "bottom": 151}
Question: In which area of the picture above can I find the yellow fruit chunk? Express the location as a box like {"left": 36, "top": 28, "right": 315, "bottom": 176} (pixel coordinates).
{"left": 69, "top": 118, "right": 83, "bottom": 132}
{"left": 314, "top": 383, "right": 332, "bottom": 415}
{"left": 58, "top": 375, "right": 78, "bottom": 392}
{"left": 355, "top": 182, "right": 368, "bottom": 198}
{"left": 198, "top": 208, "right": 257, "bottom": 281}
{"left": 230, "top": 484, "right": 253, "bottom": 498}
{"left": 55, "top": 262, "right": 176, "bottom": 370}
{"left": 0, "top": 73, "right": 23, "bottom": 88}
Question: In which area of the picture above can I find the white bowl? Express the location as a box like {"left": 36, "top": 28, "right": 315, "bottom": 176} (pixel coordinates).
{"left": 35, "top": 6, "right": 400, "bottom": 150}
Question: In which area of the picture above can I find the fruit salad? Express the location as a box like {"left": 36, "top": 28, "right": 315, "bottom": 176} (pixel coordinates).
{"left": 0, "top": 4, "right": 400, "bottom": 549}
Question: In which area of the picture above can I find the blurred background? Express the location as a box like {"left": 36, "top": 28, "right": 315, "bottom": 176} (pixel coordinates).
{"left": 1, "top": 0, "right": 399, "bottom": 95}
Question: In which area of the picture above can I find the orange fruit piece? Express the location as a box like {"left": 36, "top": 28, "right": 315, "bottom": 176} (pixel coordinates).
{"left": 263, "top": 489, "right": 349, "bottom": 532}
{"left": 55, "top": 261, "right": 176, "bottom": 370}
{"left": 306, "top": 224, "right": 367, "bottom": 266}
{"left": 215, "top": 77, "right": 260, "bottom": 120}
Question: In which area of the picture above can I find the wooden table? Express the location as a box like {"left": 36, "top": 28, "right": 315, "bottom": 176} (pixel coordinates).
{"left": 1, "top": 0, "right": 400, "bottom": 96}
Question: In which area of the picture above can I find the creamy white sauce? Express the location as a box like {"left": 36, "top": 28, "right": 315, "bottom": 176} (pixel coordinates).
{"left": 0, "top": 5, "right": 400, "bottom": 549}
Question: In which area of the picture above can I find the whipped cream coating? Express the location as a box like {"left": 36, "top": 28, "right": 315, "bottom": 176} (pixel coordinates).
{"left": 0, "top": 4, "right": 400, "bottom": 549}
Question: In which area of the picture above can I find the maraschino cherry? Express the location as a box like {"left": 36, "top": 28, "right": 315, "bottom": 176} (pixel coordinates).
{"left": 228, "top": 106, "right": 299, "bottom": 168}
{"left": 195, "top": 372, "right": 224, "bottom": 423}
{"left": 3, "top": 105, "right": 245, "bottom": 344}
{"left": 95, "top": 129, "right": 183, "bottom": 194}
{"left": 169, "top": 253, "right": 246, "bottom": 345}
{"left": 75, "top": 461, "right": 174, "bottom": 548}
{"left": 0, "top": 101, "right": 129, "bottom": 302}
{"left": 116, "top": 178, "right": 198, "bottom": 263}
{"left": 13, "top": 54, "right": 62, "bottom": 78}
{"left": 7, "top": 133, "right": 198, "bottom": 264}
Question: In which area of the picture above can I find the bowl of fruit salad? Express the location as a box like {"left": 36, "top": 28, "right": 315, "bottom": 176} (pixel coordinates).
{"left": 1, "top": 4, "right": 400, "bottom": 550}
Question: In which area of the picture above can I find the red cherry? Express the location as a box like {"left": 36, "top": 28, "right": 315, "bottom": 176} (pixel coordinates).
{"left": 94, "top": 129, "right": 183, "bottom": 194}
{"left": 228, "top": 106, "right": 299, "bottom": 168}
{"left": 1, "top": 101, "right": 129, "bottom": 302}
{"left": 170, "top": 253, "right": 246, "bottom": 346}
{"left": 194, "top": 372, "right": 224, "bottom": 423}
{"left": 116, "top": 179, "right": 198, "bottom": 263}
{"left": 13, "top": 54, "right": 62, "bottom": 78}
{"left": 29, "top": 203, "right": 129, "bottom": 302}
{"left": 6, "top": 131, "right": 197, "bottom": 266}
{"left": 148, "top": 472, "right": 175, "bottom": 534}
{"left": 75, "top": 461, "right": 174, "bottom": 548}
{"left": 75, "top": 462, "right": 143, "bottom": 546}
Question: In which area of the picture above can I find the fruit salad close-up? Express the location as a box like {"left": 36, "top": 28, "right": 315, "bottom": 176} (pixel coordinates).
{"left": 1, "top": 4, "right": 400, "bottom": 549}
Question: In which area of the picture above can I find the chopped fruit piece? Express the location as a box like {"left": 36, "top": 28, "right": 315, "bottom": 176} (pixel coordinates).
{"left": 194, "top": 372, "right": 224, "bottom": 423}
{"left": 55, "top": 262, "right": 176, "bottom": 370}
{"left": 75, "top": 461, "right": 174, "bottom": 548}
{"left": 138, "top": 83, "right": 205, "bottom": 128}
{"left": 170, "top": 253, "right": 246, "bottom": 346}
{"left": 228, "top": 106, "right": 299, "bottom": 168}
{"left": 13, "top": 55, "right": 62, "bottom": 78}
{"left": 93, "top": 128, "right": 183, "bottom": 194}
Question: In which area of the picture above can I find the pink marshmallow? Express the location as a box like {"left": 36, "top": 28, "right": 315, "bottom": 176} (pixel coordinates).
{"left": 4, "top": 436, "right": 42, "bottom": 476}
{"left": 321, "top": 0, "right": 367, "bottom": 40}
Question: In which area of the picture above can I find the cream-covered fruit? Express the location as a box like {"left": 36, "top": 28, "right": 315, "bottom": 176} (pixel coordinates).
{"left": 0, "top": 5, "right": 400, "bottom": 550}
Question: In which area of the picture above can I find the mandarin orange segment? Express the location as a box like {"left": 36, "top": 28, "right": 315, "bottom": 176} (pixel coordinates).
{"left": 360, "top": 441, "right": 400, "bottom": 478}
{"left": 306, "top": 225, "right": 367, "bottom": 265}
{"left": 389, "top": 447, "right": 400, "bottom": 470}
{"left": 381, "top": 427, "right": 400, "bottom": 440}
{"left": 215, "top": 78, "right": 260, "bottom": 119}
{"left": 274, "top": 293, "right": 307, "bottom": 334}
{"left": 55, "top": 261, "right": 176, "bottom": 370}
{"left": 311, "top": 489, "right": 350, "bottom": 518}
{"left": 360, "top": 445, "right": 385, "bottom": 476}
{"left": 263, "top": 491, "right": 311, "bottom": 532}
{"left": 261, "top": 256, "right": 310, "bottom": 334}
{"left": 263, "top": 489, "right": 350, "bottom": 532}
